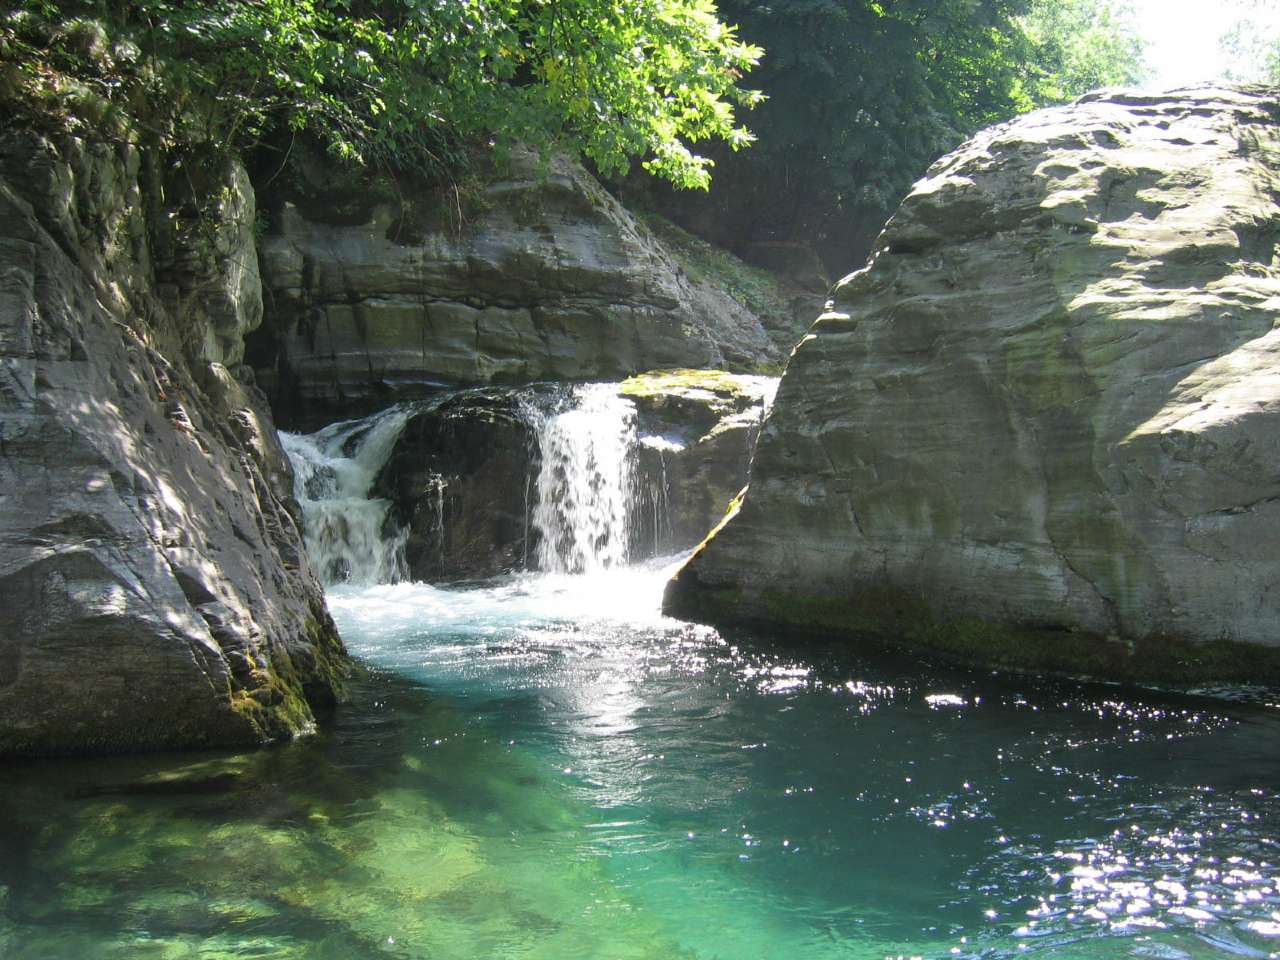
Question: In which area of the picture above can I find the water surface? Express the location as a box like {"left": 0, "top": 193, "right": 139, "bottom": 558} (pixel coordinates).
{"left": 3, "top": 561, "right": 1279, "bottom": 959}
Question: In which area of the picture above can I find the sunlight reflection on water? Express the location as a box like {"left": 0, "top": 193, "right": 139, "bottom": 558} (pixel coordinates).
{"left": 321, "top": 560, "right": 1280, "bottom": 960}
{"left": 4, "top": 562, "right": 1280, "bottom": 959}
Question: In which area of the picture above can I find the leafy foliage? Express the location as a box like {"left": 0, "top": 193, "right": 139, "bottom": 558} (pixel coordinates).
{"left": 0, "top": 0, "right": 762, "bottom": 188}
{"left": 621, "top": 0, "right": 1147, "bottom": 275}
{"left": 711, "top": 0, "right": 1031, "bottom": 264}
{"left": 1018, "top": 0, "right": 1146, "bottom": 104}
{"left": 1220, "top": 1, "right": 1280, "bottom": 84}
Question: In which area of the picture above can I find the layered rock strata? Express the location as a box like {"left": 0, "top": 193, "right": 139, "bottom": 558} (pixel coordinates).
{"left": 666, "top": 86, "right": 1280, "bottom": 681}
{"left": 0, "top": 133, "right": 346, "bottom": 755}
{"left": 254, "top": 152, "right": 788, "bottom": 423}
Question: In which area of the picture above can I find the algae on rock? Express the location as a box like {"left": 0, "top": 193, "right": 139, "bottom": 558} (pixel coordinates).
{"left": 0, "top": 671, "right": 700, "bottom": 958}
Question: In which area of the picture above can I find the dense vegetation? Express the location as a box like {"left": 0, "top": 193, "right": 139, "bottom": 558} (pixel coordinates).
{"left": 2, "top": 0, "right": 1145, "bottom": 271}
{"left": 1020, "top": 0, "right": 1147, "bottom": 103}
{"left": 0, "top": 0, "right": 761, "bottom": 188}
{"left": 623, "top": 0, "right": 1147, "bottom": 276}
{"left": 1222, "top": 1, "right": 1280, "bottom": 84}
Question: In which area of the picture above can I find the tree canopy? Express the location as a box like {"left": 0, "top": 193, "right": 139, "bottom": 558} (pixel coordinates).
{"left": 1221, "top": 1, "right": 1280, "bottom": 84}
{"left": 622, "top": 0, "right": 1147, "bottom": 276}
{"left": 1019, "top": 0, "right": 1146, "bottom": 103}
{"left": 3, "top": 0, "right": 1149, "bottom": 268}
{"left": 0, "top": 0, "right": 762, "bottom": 188}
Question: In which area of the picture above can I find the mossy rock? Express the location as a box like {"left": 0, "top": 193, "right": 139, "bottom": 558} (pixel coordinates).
{"left": 620, "top": 368, "right": 776, "bottom": 436}
{"left": 619, "top": 368, "right": 771, "bottom": 404}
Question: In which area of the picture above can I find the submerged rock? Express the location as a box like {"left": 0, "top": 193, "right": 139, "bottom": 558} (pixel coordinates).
{"left": 0, "top": 132, "right": 346, "bottom": 755}
{"left": 666, "top": 86, "right": 1280, "bottom": 682}
{"left": 252, "top": 151, "right": 791, "bottom": 423}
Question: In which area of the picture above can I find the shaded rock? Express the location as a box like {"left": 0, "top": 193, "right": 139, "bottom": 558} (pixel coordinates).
{"left": 0, "top": 131, "right": 346, "bottom": 755}
{"left": 622, "top": 370, "right": 777, "bottom": 555}
{"left": 665, "top": 86, "right": 1280, "bottom": 683}
{"left": 375, "top": 390, "right": 539, "bottom": 582}
{"left": 251, "top": 151, "right": 791, "bottom": 424}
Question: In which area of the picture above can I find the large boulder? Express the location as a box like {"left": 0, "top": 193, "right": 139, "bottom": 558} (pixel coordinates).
{"left": 252, "top": 151, "right": 791, "bottom": 424}
{"left": 0, "top": 132, "right": 347, "bottom": 755}
{"left": 665, "top": 86, "right": 1280, "bottom": 683}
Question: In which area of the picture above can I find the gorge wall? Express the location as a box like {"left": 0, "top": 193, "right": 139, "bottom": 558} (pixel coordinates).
{"left": 0, "top": 124, "right": 786, "bottom": 754}
{"left": 251, "top": 151, "right": 799, "bottom": 424}
{"left": 0, "top": 132, "right": 346, "bottom": 755}
{"left": 666, "top": 85, "right": 1280, "bottom": 682}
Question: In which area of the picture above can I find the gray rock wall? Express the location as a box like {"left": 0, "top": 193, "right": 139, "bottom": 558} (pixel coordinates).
{"left": 666, "top": 86, "right": 1280, "bottom": 681}
{"left": 0, "top": 133, "right": 346, "bottom": 755}
{"left": 253, "top": 153, "right": 787, "bottom": 422}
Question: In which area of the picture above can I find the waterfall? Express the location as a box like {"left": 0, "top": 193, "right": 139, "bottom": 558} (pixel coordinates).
{"left": 527, "top": 383, "right": 639, "bottom": 574}
{"left": 279, "top": 407, "right": 412, "bottom": 585}
{"left": 281, "top": 383, "right": 654, "bottom": 585}
{"left": 638, "top": 435, "right": 680, "bottom": 556}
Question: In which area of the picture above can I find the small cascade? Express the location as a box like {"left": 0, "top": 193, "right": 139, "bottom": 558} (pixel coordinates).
{"left": 527, "top": 383, "right": 640, "bottom": 574}
{"left": 280, "top": 381, "right": 692, "bottom": 585}
{"left": 280, "top": 407, "right": 412, "bottom": 585}
{"left": 425, "top": 474, "right": 447, "bottom": 570}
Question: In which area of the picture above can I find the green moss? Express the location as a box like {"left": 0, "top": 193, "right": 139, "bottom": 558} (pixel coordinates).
{"left": 619, "top": 368, "right": 768, "bottom": 403}
{"left": 302, "top": 606, "right": 351, "bottom": 708}
{"left": 228, "top": 618, "right": 347, "bottom": 744}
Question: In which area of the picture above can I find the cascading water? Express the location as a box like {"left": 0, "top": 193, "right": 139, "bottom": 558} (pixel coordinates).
{"left": 527, "top": 383, "right": 639, "bottom": 574}
{"left": 279, "top": 406, "right": 412, "bottom": 585}
{"left": 281, "top": 384, "right": 649, "bottom": 584}
{"left": 637, "top": 435, "right": 680, "bottom": 557}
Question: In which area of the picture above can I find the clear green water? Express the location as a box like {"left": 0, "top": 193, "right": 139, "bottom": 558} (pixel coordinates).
{"left": 3, "top": 561, "right": 1280, "bottom": 960}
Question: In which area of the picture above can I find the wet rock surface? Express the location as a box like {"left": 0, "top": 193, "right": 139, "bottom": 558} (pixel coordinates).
{"left": 375, "top": 391, "right": 539, "bottom": 583}
{"left": 666, "top": 86, "right": 1280, "bottom": 681}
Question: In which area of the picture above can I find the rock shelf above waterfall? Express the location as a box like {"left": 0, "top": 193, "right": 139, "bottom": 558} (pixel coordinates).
{"left": 249, "top": 150, "right": 799, "bottom": 425}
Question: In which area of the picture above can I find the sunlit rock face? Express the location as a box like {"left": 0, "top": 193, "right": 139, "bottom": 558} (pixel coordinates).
{"left": 666, "top": 85, "right": 1280, "bottom": 678}
{"left": 252, "top": 150, "right": 788, "bottom": 423}
{"left": 0, "top": 132, "right": 346, "bottom": 755}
